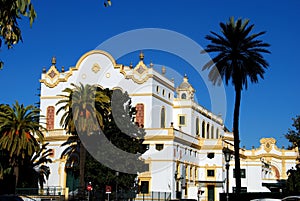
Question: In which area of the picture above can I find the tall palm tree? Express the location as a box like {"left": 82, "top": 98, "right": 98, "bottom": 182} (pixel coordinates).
{"left": 0, "top": 101, "right": 45, "bottom": 186}
{"left": 56, "top": 83, "right": 110, "bottom": 190}
{"left": 202, "top": 17, "right": 270, "bottom": 193}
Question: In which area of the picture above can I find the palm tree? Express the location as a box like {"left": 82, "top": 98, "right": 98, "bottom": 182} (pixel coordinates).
{"left": 0, "top": 101, "right": 45, "bottom": 187}
{"left": 17, "top": 142, "right": 52, "bottom": 189}
{"left": 30, "top": 142, "right": 52, "bottom": 189}
{"left": 56, "top": 83, "right": 110, "bottom": 191}
{"left": 202, "top": 17, "right": 270, "bottom": 193}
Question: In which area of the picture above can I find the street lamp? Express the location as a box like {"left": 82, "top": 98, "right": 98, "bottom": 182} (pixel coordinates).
{"left": 115, "top": 171, "right": 119, "bottom": 201}
{"left": 223, "top": 147, "right": 232, "bottom": 201}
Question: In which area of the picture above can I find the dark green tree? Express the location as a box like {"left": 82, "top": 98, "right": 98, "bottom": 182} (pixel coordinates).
{"left": 202, "top": 17, "right": 270, "bottom": 193}
{"left": 286, "top": 164, "right": 300, "bottom": 194}
{"left": 285, "top": 116, "right": 300, "bottom": 158}
{"left": 56, "top": 83, "right": 110, "bottom": 192}
{"left": 84, "top": 89, "right": 146, "bottom": 200}
{"left": 18, "top": 142, "right": 52, "bottom": 189}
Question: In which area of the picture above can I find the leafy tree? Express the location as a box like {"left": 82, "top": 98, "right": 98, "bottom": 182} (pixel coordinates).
{"left": 0, "top": 102, "right": 45, "bottom": 188}
{"left": 56, "top": 83, "right": 110, "bottom": 192}
{"left": 285, "top": 115, "right": 300, "bottom": 157}
{"left": 84, "top": 89, "right": 146, "bottom": 200}
{"left": 61, "top": 87, "right": 147, "bottom": 200}
{"left": 286, "top": 164, "right": 300, "bottom": 194}
{"left": 0, "top": 0, "right": 37, "bottom": 69}
{"left": 202, "top": 17, "right": 270, "bottom": 193}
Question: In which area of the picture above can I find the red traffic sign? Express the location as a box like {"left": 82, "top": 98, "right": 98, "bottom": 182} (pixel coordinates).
{"left": 87, "top": 184, "right": 93, "bottom": 191}
{"left": 106, "top": 185, "right": 112, "bottom": 194}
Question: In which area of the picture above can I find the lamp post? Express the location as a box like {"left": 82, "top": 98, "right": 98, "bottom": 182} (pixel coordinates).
{"left": 223, "top": 147, "right": 232, "bottom": 201}
{"left": 115, "top": 171, "right": 119, "bottom": 201}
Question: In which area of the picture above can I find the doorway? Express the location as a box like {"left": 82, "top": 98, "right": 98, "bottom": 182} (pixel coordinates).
{"left": 207, "top": 185, "right": 215, "bottom": 201}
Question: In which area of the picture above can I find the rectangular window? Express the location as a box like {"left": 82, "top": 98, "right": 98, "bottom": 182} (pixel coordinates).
{"left": 155, "top": 144, "right": 164, "bottom": 151}
{"left": 135, "top": 104, "right": 144, "bottom": 127}
{"left": 140, "top": 181, "right": 149, "bottom": 194}
{"left": 233, "top": 169, "right": 246, "bottom": 178}
{"left": 207, "top": 170, "right": 215, "bottom": 177}
{"left": 179, "top": 115, "right": 186, "bottom": 125}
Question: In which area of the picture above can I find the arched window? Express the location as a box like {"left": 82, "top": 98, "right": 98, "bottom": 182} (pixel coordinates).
{"left": 181, "top": 93, "right": 186, "bottom": 99}
{"left": 206, "top": 123, "right": 210, "bottom": 139}
{"left": 202, "top": 121, "right": 205, "bottom": 138}
{"left": 216, "top": 128, "right": 219, "bottom": 138}
{"left": 196, "top": 118, "right": 199, "bottom": 135}
{"left": 46, "top": 106, "right": 55, "bottom": 130}
{"left": 211, "top": 125, "right": 214, "bottom": 139}
{"left": 161, "top": 107, "right": 166, "bottom": 128}
{"left": 135, "top": 103, "right": 144, "bottom": 127}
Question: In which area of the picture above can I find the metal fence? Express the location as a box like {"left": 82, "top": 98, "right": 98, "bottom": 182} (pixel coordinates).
{"left": 15, "top": 188, "right": 171, "bottom": 201}
{"left": 135, "top": 191, "right": 172, "bottom": 201}
{"left": 16, "top": 186, "right": 66, "bottom": 196}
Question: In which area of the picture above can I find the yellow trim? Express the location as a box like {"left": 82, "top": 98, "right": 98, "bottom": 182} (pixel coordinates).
{"left": 44, "top": 136, "right": 69, "bottom": 141}
{"left": 40, "top": 50, "right": 122, "bottom": 88}
{"left": 173, "top": 104, "right": 223, "bottom": 125}
{"left": 91, "top": 63, "right": 101, "bottom": 73}
{"left": 222, "top": 136, "right": 234, "bottom": 141}
{"left": 178, "top": 114, "right": 187, "bottom": 127}
{"left": 144, "top": 135, "right": 174, "bottom": 141}
{"left": 128, "top": 93, "right": 173, "bottom": 106}
{"left": 153, "top": 76, "right": 175, "bottom": 91}
{"left": 282, "top": 160, "right": 287, "bottom": 179}
{"left": 40, "top": 95, "right": 65, "bottom": 99}
{"left": 154, "top": 93, "right": 173, "bottom": 106}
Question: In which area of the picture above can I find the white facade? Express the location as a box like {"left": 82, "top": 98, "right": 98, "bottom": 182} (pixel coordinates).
{"left": 39, "top": 50, "right": 298, "bottom": 201}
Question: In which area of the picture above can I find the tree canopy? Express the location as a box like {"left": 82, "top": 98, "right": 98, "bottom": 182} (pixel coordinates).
{"left": 286, "top": 164, "right": 300, "bottom": 194}
{"left": 84, "top": 88, "right": 146, "bottom": 200}
{"left": 57, "top": 83, "right": 111, "bottom": 194}
{"left": 0, "top": 102, "right": 50, "bottom": 194}
{"left": 285, "top": 115, "right": 300, "bottom": 156}
{"left": 0, "top": 0, "right": 37, "bottom": 69}
{"left": 0, "top": 102, "right": 44, "bottom": 162}
{"left": 60, "top": 86, "right": 147, "bottom": 199}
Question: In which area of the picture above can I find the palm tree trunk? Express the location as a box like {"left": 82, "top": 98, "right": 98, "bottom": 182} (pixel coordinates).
{"left": 14, "top": 166, "right": 19, "bottom": 193}
{"left": 79, "top": 142, "right": 86, "bottom": 192}
{"left": 233, "top": 87, "right": 242, "bottom": 194}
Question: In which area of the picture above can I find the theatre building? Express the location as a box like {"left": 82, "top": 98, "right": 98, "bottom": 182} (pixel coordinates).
{"left": 39, "top": 50, "right": 298, "bottom": 201}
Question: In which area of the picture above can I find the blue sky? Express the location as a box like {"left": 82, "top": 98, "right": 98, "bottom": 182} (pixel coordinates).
{"left": 0, "top": 0, "right": 299, "bottom": 148}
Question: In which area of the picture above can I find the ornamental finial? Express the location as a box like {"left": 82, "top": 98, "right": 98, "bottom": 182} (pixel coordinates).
{"left": 162, "top": 66, "right": 166, "bottom": 75}
{"left": 139, "top": 51, "right": 144, "bottom": 61}
{"left": 51, "top": 56, "right": 56, "bottom": 65}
